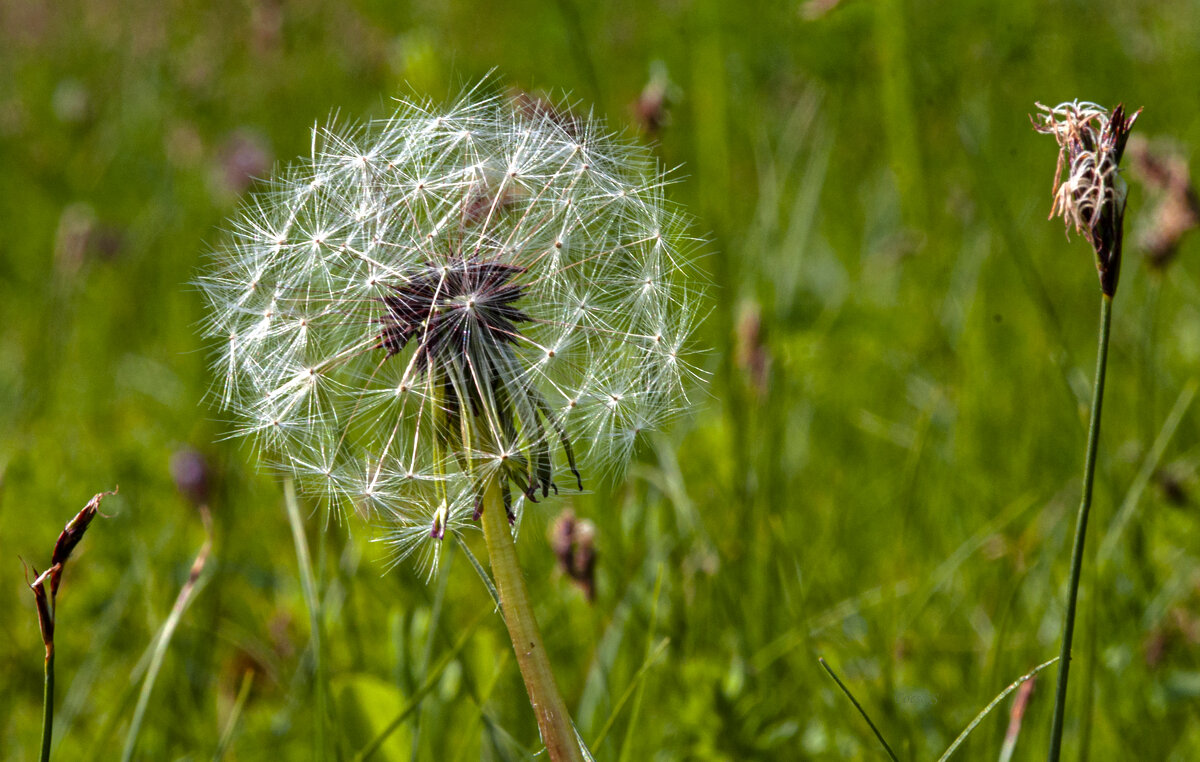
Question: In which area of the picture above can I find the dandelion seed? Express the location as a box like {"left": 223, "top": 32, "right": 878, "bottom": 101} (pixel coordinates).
{"left": 200, "top": 84, "right": 704, "bottom": 574}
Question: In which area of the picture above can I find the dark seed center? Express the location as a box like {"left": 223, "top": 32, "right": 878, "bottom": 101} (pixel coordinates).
{"left": 377, "top": 257, "right": 582, "bottom": 509}
{"left": 379, "top": 259, "right": 529, "bottom": 362}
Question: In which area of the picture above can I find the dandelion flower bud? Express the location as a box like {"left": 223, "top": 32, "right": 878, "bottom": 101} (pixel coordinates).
{"left": 1032, "top": 101, "right": 1141, "bottom": 296}
{"left": 200, "top": 85, "right": 703, "bottom": 572}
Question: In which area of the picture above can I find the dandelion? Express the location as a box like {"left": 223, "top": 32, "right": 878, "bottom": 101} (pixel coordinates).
{"left": 1032, "top": 100, "right": 1139, "bottom": 762}
{"left": 201, "top": 84, "right": 700, "bottom": 558}
{"left": 200, "top": 82, "right": 702, "bottom": 761}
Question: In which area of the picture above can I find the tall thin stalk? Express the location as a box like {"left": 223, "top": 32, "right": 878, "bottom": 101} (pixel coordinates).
{"left": 27, "top": 489, "right": 114, "bottom": 762}
{"left": 29, "top": 569, "right": 57, "bottom": 762}
{"left": 39, "top": 615, "right": 55, "bottom": 762}
{"left": 479, "top": 478, "right": 584, "bottom": 762}
{"left": 1047, "top": 294, "right": 1112, "bottom": 762}
{"left": 1032, "top": 101, "right": 1138, "bottom": 760}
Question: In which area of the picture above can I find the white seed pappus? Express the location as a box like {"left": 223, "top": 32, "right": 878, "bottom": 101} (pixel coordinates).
{"left": 199, "top": 85, "right": 704, "bottom": 572}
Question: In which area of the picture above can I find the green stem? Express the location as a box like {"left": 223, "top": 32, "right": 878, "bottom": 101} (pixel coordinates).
{"left": 1047, "top": 294, "right": 1113, "bottom": 762}
{"left": 41, "top": 649, "right": 54, "bottom": 762}
{"left": 479, "top": 479, "right": 584, "bottom": 762}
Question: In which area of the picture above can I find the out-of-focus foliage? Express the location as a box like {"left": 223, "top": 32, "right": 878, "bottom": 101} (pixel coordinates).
{"left": 3, "top": 0, "right": 1200, "bottom": 759}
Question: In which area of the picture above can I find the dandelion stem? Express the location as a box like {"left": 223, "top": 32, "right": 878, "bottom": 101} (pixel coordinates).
{"left": 479, "top": 478, "right": 584, "bottom": 762}
{"left": 40, "top": 648, "right": 54, "bottom": 762}
{"left": 1047, "top": 293, "right": 1112, "bottom": 762}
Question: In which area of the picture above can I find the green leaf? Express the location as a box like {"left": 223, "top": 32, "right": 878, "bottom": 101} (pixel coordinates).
{"left": 335, "top": 674, "right": 412, "bottom": 761}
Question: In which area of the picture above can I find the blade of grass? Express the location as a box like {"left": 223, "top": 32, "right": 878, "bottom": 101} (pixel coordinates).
{"left": 54, "top": 567, "right": 133, "bottom": 753}
{"left": 818, "top": 657, "right": 899, "bottom": 762}
{"left": 1098, "top": 377, "right": 1197, "bottom": 565}
{"left": 960, "top": 117, "right": 1084, "bottom": 415}
{"left": 575, "top": 584, "right": 633, "bottom": 731}
{"left": 455, "top": 535, "right": 500, "bottom": 607}
{"left": 874, "top": 0, "right": 925, "bottom": 227}
{"left": 83, "top": 647, "right": 152, "bottom": 761}
{"left": 353, "top": 607, "right": 490, "bottom": 761}
{"left": 283, "top": 477, "right": 328, "bottom": 759}
{"left": 936, "top": 657, "right": 1058, "bottom": 762}
{"left": 550, "top": 0, "right": 601, "bottom": 102}
{"left": 410, "top": 537, "right": 454, "bottom": 759}
{"left": 590, "top": 638, "right": 670, "bottom": 754}
{"left": 120, "top": 508, "right": 214, "bottom": 762}
{"left": 997, "top": 676, "right": 1036, "bottom": 762}
{"left": 902, "top": 493, "right": 1038, "bottom": 631}
{"left": 616, "top": 567, "right": 665, "bottom": 762}
{"left": 751, "top": 581, "right": 914, "bottom": 673}
{"left": 212, "top": 670, "right": 255, "bottom": 762}
{"left": 449, "top": 649, "right": 511, "bottom": 762}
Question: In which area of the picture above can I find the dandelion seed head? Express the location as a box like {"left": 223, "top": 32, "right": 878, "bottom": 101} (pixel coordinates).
{"left": 201, "top": 83, "right": 704, "bottom": 574}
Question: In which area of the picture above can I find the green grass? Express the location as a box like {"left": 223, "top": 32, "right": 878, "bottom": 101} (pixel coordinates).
{"left": 5, "top": 0, "right": 1200, "bottom": 759}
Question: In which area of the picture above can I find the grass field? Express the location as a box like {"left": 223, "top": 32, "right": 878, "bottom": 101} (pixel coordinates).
{"left": 4, "top": 1, "right": 1200, "bottom": 759}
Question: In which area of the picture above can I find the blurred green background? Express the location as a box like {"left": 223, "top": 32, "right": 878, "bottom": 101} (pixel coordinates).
{"left": 4, "top": 0, "right": 1200, "bottom": 759}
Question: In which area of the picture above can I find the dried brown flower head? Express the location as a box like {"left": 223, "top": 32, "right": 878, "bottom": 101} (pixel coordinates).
{"left": 549, "top": 509, "right": 596, "bottom": 601}
{"left": 1127, "top": 135, "right": 1200, "bottom": 270}
{"left": 171, "top": 448, "right": 213, "bottom": 507}
{"left": 25, "top": 488, "right": 116, "bottom": 658}
{"left": 1032, "top": 101, "right": 1141, "bottom": 296}
{"left": 632, "top": 62, "right": 678, "bottom": 137}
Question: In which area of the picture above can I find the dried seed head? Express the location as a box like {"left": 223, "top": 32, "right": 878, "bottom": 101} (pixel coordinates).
{"left": 1032, "top": 101, "right": 1141, "bottom": 296}
{"left": 549, "top": 509, "right": 597, "bottom": 601}
{"left": 49, "top": 488, "right": 116, "bottom": 596}
{"left": 734, "top": 301, "right": 770, "bottom": 398}
{"left": 171, "top": 448, "right": 212, "bottom": 507}
{"left": 632, "top": 62, "right": 678, "bottom": 137}
{"left": 1126, "top": 135, "right": 1200, "bottom": 271}
{"left": 200, "top": 83, "right": 704, "bottom": 575}
{"left": 26, "top": 488, "right": 117, "bottom": 656}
